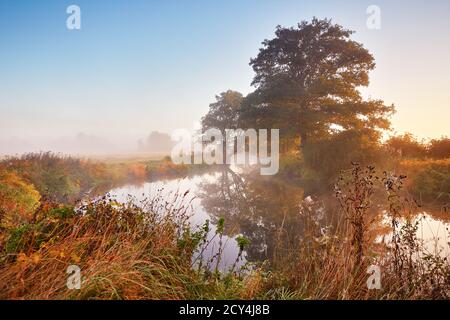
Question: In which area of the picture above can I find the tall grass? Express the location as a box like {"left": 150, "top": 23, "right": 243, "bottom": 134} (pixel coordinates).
{"left": 0, "top": 154, "right": 448, "bottom": 300}
{"left": 0, "top": 195, "right": 257, "bottom": 299}
{"left": 260, "top": 163, "right": 449, "bottom": 299}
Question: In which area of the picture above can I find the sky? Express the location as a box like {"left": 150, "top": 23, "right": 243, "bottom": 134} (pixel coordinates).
{"left": 0, "top": 0, "right": 449, "bottom": 154}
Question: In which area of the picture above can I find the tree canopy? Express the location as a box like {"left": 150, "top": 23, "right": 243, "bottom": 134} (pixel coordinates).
{"left": 201, "top": 90, "right": 243, "bottom": 133}
{"left": 200, "top": 18, "right": 398, "bottom": 185}
{"left": 241, "top": 18, "right": 394, "bottom": 149}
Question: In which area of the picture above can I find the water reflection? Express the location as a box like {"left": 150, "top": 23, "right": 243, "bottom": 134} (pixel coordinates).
{"left": 197, "top": 167, "right": 309, "bottom": 262}
{"left": 106, "top": 168, "right": 449, "bottom": 269}
{"left": 107, "top": 172, "right": 247, "bottom": 271}
{"left": 377, "top": 212, "right": 450, "bottom": 258}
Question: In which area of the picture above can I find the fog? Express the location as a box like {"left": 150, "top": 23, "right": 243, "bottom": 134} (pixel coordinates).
{"left": 0, "top": 131, "right": 174, "bottom": 157}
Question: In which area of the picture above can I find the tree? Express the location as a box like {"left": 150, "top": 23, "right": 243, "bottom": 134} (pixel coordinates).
{"left": 138, "top": 131, "right": 174, "bottom": 154}
{"left": 201, "top": 90, "right": 243, "bottom": 134}
{"left": 386, "top": 133, "right": 426, "bottom": 158}
{"left": 428, "top": 136, "right": 450, "bottom": 159}
{"left": 242, "top": 18, "right": 394, "bottom": 151}
{"left": 201, "top": 90, "right": 243, "bottom": 164}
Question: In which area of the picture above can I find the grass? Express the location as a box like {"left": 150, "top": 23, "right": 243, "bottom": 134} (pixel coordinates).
{"left": 0, "top": 152, "right": 212, "bottom": 204}
{"left": 0, "top": 154, "right": 448, "bottom": 300}
{"left": 0, "top": 196, "right": 257, "bottom": 299}
{"left": 260, "top": 163, "right": 449, "bottom": 299}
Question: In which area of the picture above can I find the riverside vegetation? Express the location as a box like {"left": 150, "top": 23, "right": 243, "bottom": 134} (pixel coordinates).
{"left": 0, "top": 152, "right": 448, "bottom": 299}
{"left": 0, "top": 18, "right": 449, "bottom": 299}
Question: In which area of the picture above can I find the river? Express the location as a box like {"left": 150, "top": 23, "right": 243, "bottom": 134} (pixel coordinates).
{"left": 106, "top": 170, "right": 449, "bottom": 271}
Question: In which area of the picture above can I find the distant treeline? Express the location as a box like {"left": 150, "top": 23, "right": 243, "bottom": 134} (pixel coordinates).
{"left": 386, "top": 134, "right": 450, "bottom": 159}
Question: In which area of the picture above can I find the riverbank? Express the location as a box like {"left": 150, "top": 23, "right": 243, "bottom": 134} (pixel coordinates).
{"left": 0, "top": 153, "right": 448, "bottom": 299}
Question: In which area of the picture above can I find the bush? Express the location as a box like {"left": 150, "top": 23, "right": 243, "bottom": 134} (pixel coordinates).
{"left": 428, "top": 137, "right": 450, "bottom": 159}
{"left": 0, "top": 170, "right": 40, "bottom": 227}
{"left": 301, "top": 130, "right": 385, "bottom": 192}
{"left": 399, "top": 159, "right": 450, "bottom": 202}
{"left": 386, "top": 133, "right": 427, "bottom": 159}
{"left": 0, "top": 152, "right": 152, "bottom": 203}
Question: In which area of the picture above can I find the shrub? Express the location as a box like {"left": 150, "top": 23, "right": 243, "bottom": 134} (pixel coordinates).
{"left": 399, "top": 159, "right": 450, "bottom": 202}
{"left": 0, "top": 170, "right": 40, "bottom": 227}
{"left": 428, "top": 137, "right": 450, "bottom": 159}
{"left": 386, "top": 133, "right": 427, "bottom": 159}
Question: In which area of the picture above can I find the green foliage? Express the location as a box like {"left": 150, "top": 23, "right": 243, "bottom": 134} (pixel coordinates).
{"left": 411, "top": 162, "right": 450, "bottom": 201}
{"left": 177, "top": 220, "right": 210, "bottom": 253}
{"left": 216, "top": 217, "right": 225, "bottom": 235}
{"left": 47, "top": 206, "right": 75, "bottom": 219}
{"left": 200, "top": 19, "right": 401, "bottom": 198}
{"left": 0, "top": 170, "right": 40, "bottom": 226}
{"left": 3, "top": 203, "right": 77, "bottom": 256}
{"left": 301, "top": 130, "right": 385, "bottom": 193}
{"left": 4, "top": 224, "right": 33, "bottom": 254}
{"left": 1, "top": 152, "right": 98, "bottom": 202}
{"left": 201, "top": 90, "right": 243, "bottom": 133}
{"left": 0, "top": 152, "right": 155, "bottom": 203}
{"left": 0, "top": 196, "right": 263, "bottom": 300}
{"left": 236, "top": 235, "right": 251, "bottom": 252}
{"left": 242, "top": 18, "right": 394, "bottom": 150}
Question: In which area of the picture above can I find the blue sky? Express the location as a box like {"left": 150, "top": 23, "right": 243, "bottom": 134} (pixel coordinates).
{"left": 0, "top": 0, "right": 449, "bottom": 153}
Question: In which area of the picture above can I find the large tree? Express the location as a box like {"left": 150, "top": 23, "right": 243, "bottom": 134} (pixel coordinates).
{"left": 242, "top": 18, "right": 394, "bottom": 150}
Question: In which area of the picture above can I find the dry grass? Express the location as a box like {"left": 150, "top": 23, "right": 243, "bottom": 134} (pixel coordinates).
{"left": 0, "top": 195, "right": 256, "bottom": 300}
{"left": 260, "top": 164, "right": 449, "bottom": 300}
{"left": 0, "top": 158, "right": 448, "bottom": 300}
{"left": 0, "top": 200, "right": 180, "bottom": 299}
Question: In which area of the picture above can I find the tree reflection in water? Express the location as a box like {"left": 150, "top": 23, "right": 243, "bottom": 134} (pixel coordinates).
{"left": 197, "top": 166, "right": 449, "bottom": 266}
{"left": 197, "top": 166, "right": 338, "bottom": 264}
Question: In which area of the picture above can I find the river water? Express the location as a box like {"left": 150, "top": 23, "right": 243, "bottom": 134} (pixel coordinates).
{"left": 107, "top": 172, "right": 246, "bottom": 271}
{"left": 106, "top": 170, "right": 449, "bottom": 270}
